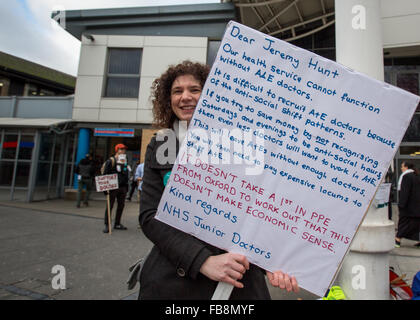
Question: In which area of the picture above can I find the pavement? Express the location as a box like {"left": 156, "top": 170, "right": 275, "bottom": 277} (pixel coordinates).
{"left": 0, "top": 197, "right": 149, "bottom": 300}
{"left": 0, "top": 197, "right": 419, "bottom": 300}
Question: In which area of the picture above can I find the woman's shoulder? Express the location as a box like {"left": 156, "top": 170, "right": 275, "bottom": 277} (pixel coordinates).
{"left": 148, "top": 128, "right": 176, "bottom": 147}
{"left": 145, "top": 129, "right": 176, "bottom": 169}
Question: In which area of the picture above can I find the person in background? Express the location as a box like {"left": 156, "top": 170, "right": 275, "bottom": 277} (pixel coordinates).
{"left": 135, "top": 162, "right": 144, "bottom": 227}
{"left": 138, "top": 60, "right": 299, "bottom": 299}
{"left": 75, "top": 153, "right": 95, "bottom": 208}
{"left": 103, "top": 143, "right": 131, "bottom": 233}
{"left": 127, "top": 160, "right": 141, "bottom": 201}
{"left": 395, "top": 161, "right": 420, "bottom": 248}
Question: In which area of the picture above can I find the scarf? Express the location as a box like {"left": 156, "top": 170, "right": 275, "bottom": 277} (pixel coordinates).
{"left": 397, "top": 169, "right": 414, "bottom": 191}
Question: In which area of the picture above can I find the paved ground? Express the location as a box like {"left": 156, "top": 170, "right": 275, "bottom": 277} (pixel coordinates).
{"left": 0, "top": 198, "right": 418, "bottom": 300}
{"left": 0, "top": 199, "right": 149, "bottom": 300}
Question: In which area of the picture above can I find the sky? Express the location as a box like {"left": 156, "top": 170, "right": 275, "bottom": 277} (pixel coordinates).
{"left": 0, "top": 0, "right": 220, "bottom": 76}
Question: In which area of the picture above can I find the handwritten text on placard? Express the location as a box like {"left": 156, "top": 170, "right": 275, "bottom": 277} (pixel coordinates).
{"left": 155, "top": 21, "right": 420, "bottom": 297}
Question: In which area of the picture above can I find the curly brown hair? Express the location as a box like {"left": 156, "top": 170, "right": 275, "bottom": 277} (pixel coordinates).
{"left": 151, "top": 60, "right": 210, "bottom": 128}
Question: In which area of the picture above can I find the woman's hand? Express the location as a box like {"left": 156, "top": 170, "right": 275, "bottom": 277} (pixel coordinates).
{"left": 266, "top": 270, "right": 299, "bottom": 293}
{"left": 200, "top": 253, "right": 249, "bottom": 288}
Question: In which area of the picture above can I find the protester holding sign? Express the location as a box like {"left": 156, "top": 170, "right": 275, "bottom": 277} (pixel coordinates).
{"left": 138, "top": 60, "right": 298, "bottom": 299}
{"left": 102, "top": 143, "right": 131, "bottom": 233}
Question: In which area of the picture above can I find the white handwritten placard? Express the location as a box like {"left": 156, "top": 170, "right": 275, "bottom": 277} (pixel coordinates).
{"left": 95, "top": 174, "right": 119, "bottom": 192}
{"left": 155, "top": 21, "right": 420, "bottom": 297}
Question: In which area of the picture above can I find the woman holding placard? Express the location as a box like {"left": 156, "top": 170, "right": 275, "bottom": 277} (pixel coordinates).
{"left": 137, "top": 60, "right": 299, "bottom": 299}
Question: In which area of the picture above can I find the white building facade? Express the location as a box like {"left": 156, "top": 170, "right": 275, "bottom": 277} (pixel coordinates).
{"left": 73, "top": 35, "right": 208, "bottom": 124}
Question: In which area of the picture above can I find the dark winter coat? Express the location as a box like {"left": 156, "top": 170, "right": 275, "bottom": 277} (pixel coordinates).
{"left": 76, "top": 158, "right": 95, "bottom": 178}
{"left": 138, "top": 132, "right": 270, "bottom": 300}
{"left": 398, "top": 172, "right": 420, "bottom": 218}
{"left": 103, "top": 156, "right": 129, "bottom": 187}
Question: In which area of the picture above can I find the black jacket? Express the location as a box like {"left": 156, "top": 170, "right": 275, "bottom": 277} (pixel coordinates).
{"left": 398, "top": 172, "right": 420, "bottom": 218}
{"left": 76, "top": 158, "right": 95, "bottom": 178}
{"left": 103, "top": 157, "right": 129, "bottom": 187}
{"left": 138, "top": 133, "right": 270, "bottom": 300}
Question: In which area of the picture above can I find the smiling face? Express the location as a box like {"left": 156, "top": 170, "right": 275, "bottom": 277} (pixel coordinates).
{"left": 170, "top": 74, "right": 202, "bottom": 125}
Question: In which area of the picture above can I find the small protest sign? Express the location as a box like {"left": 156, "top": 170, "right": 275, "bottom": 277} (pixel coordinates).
{"left": 95, "top": 174, "right": 119, "bottom": 192}
{"left": 373, "top": 183, "right": 392, "bottom": 208}
{"left": 155, "top": 21, "right": 420, "bottom": 296}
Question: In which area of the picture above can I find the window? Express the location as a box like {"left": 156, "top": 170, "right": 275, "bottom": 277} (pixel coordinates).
{"left": 0, "top": 161, "right": 14, "bottom": 186}
{"left": 207, "top": 41, "right": 221, "bottom": 66}
{"left": 385, "top": 65, "right": 420, "bottom": 142}
{"left": 403, "top": 114, "right": 420, "bottom": 142}
{"left": 290, "top": 24, "right": 336, "bottom": 61}
{"left": 24, "top": 83, "right": 38, "bottom": 96}
{"left": 38, "top": 133, "right": 53, "bottom": 161}
{"left": 15, "top": 162, "right": 31, "bottom": 187}
{"left": 399, "top": 145, "right": 420, "bottom": 156}
{"left": 0, "top": 78, "right": 10, "bottom": 96}
{"left": 396, "top": 73, "right": 419, "bottom": 112}
{"left": 39, "top": 88, "right": 55, "bottom": 96}
{"left": 104, "top": 48, "right": 142, "bottom": 98}
{"left": 18, "top": 135, "right": 35, "bottom": 160}
{"left": 2, "top": 134, "right": 18, "bottom": 159}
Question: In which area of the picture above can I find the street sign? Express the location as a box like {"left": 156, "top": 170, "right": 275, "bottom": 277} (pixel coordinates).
{"left": 94, "top": 128, "right": 135, "bottom": 137}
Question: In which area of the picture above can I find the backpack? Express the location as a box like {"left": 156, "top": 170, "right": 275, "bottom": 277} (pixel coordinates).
{"left": 78, "top": 161, "right": 93, "bottom": 178}
{"left": 100, "top": 157, "right": 116, "bottom": 175}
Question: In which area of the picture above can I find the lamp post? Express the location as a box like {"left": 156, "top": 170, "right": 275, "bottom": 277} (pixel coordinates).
{"left": 334, "top": 0, "right": 394, "bottom": 299}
